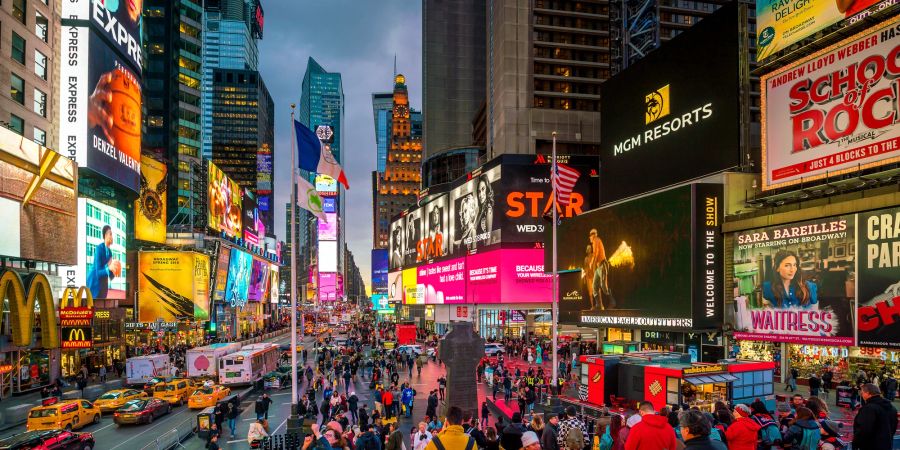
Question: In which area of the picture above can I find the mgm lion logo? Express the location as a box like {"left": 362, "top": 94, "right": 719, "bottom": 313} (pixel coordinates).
{"left": 645, "top": 84, "right": 670, "bottom": 125}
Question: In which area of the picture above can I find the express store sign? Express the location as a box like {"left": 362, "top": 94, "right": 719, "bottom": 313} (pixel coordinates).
{"left": 762, "top": 18, "right": 900, "bottom": 190}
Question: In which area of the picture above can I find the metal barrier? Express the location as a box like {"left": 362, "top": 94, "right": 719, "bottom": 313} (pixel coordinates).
{"left": 139, "top": 417, "right": 195, "bottom": 450}
{"left": 256, "top": 432, "right": 305, "bottom": 450}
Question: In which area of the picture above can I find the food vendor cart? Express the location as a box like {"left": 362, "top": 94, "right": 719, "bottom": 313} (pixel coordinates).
{"left": 579, "top": 352, "right": 776, "bottom": 412}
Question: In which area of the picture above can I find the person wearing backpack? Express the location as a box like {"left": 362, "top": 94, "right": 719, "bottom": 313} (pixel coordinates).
{"left": 558, "top": 406, "right": 589, "bottom": 450}
{"left": 424, "top": 406, "right": 476, "bottom": 450}
{"left": 781, "top": 407, "right": 820, "bottom": 450}
{"left": 624, "top": 402, "right": 677, "bottom": 450}
{"left": 724, "top": 405, "right": 760, "bottom": 450}
{"left": 750, "top": 401, "right": 783, "bottom": 450}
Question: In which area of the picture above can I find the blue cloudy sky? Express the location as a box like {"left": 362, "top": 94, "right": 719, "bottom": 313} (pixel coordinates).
{"left": 259, "top": 1, "right": 423, "bottom": 289}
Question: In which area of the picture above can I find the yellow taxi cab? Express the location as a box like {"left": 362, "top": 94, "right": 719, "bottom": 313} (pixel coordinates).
{"left": 93, "top": 389, "right": 148, "bottom": 412}
{"left": 187, "top": 384, "right": 231, "bottom": 409}
{"left": 153, "top": 379, "right": 193, "bottom": 406}
{"left": 27, "top": 398, "right": 101, "bottom": 431}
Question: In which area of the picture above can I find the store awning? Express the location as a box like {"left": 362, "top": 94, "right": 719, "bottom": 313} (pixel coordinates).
{"left": 685, "top": 374, "right": 739, "bottom": 385}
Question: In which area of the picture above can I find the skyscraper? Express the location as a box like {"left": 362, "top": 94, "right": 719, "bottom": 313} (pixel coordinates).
{"left": 373, "top": 74, "right": 422, "bottom": 249}
{"left": 422, "top": 0, "right": 486, "bottom": 159}
{"left": 209, "top": 68, "right": 275, "bottom": 231}
{"left": 298, "top": 58, "right": 345, "bottom": 302}
{"left": 144, "top": 0, "right": 205, "bottom": 229}
{"left": 201, "top": 0, "right": 262, "bottom": 159}
{"left": 372, "top": 92, "right": 393, "bottom": 175}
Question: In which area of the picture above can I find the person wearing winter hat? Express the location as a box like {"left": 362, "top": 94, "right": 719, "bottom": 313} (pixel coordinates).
{"left": 725, "top": 405, "right": 760, "bottom": 450}
{"left": 521, "top": 431, "right": 542, "bottom": 450}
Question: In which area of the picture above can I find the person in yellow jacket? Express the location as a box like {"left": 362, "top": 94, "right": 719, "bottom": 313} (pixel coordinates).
{"left": 424, "top": 406, "right": 476, "bottom": 450}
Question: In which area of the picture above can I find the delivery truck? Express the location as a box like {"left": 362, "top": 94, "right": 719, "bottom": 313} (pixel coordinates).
{"left": 126, "top": 354, "right": 172, "bottom": 386}
{"left": 186, "top": 342, "right": 242, "bottom": 378}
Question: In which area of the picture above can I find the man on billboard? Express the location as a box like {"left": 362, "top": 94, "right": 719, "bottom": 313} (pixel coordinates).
{"left": 588, "top": 228, "right": 615, "bottom": 310}
{"left": 87, "top": 225, "right": 122, "bottom": 299}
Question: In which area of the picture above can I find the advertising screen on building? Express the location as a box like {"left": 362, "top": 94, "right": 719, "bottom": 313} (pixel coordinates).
{"left": 316, "top": 174, "right": 338, "bottom": 193}
{"left": 372, "top": 249, "right": 389, "bottom": 294}
{"left": 598, "top": 4, "right": 741, "bottom": 204}
{"left": 208, "top": 161, "right": 242, "bottom": 237}
{"left": 242, "top": 189, "right": 264, "bottom": 246}
{"left": 418, "top": 257, "right": 466, "bottom": 304}
{"left": 212, "top": 246, "right": 231, "bottom": 303}
{"left": 224, "top": 249, "right": 252, "bottom": 308}
{"left": 319, "top": 272, "right": 337, "bottom": 302}
{"left": 733, "top": 216, "right": 856, "bottom": 345}
{"left": 388, "top": 270, "right": 403, "bottom": 303}
{"left": 449, "top": 164, "right": 502, "bottom": 254}
{"left": 247, "top": 259, "right": 269, "bottom": 302}
{"left": 268, "top": 264, "right": 279, "bottom": 304}
{"left": 403, "top": 206, "right": 424, "bottom": 266}
{"left": 500, "top": 155, "right": 598, "bottom": 243}
{"left": 756, "top": 0, "right": 891, "bottom": 61}
{"left": 761, "top": 18, "right": 900, "bottom": 191}
{"left": 858, "top": 207, "right": 900, "bottom": 347}
{"left": 402, "top": 268, "right": 421, "bottom": 304}
{"left": 318, "top": 213, "right": 338, "bottom": 241}
{"left": 323, "top": 197, "right": 336, "bottom": 213}
{"left": 80, "top": 198, "right": 127, "bottom": 300}
{"left": 389, "top": 216, "right": 405, "bottom": 271}
{"left": 554, "top": 185, "right": 723, "bottom": 330}
{"left": 60, "top": 31, "right": 142, "bottom": 192}
{"left": 257, "top": 144, "right": 273, "bottom": 194}
{"left": 135, "top": 155, "right": 167, "bottom": 243}
{"left": 318, "top": 240, "right": 338, "bottom": 273}
{"left": 0, "top": 128, "right": 77, "bottom": 265}
{"left": 466, "top": 248, "right": 554, "bottom": 304}
{"left": 62, "top": 0, "right": 143, "bottom": 72}
{"left": 420, "top": 194, "right": 449, "bottom": 262}
{"left": 373, "top": 293, "right": 392, "bottom": 313}
{"left": 138, "top": 252, "right": 210, "bottom": 322}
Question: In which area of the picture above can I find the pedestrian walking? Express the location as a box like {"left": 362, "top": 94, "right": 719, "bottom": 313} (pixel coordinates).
{"left": 226, "top": 402, "right": 239, "bottom": 437}
{"left": 255, "top": 393, "right": 273, "bottom": 420}
{"left": 853, "top": 383, "right": 898, "bottom": 450}
{"left": 809, "top": 373, "right": 822, "bottom": 397}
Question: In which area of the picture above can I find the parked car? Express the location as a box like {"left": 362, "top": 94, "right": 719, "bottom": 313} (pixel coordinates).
{"left": 0, "top": 429, "right": 94, "bottom": 450}
{"left": 484, "top": 343, "right": 505, "bottom": 356}
{"left": 113, "top": 399, "right": 171, "bottom": 425}
{"left": 394, "top": 345, "right": 425, "bottom": 356}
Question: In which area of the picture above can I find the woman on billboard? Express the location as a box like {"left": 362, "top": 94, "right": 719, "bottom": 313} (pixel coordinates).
{"left": 475, "top": 174, "right": 494, "bottom": 236}
{"left": 454, "top": 195, "right": 478, "bottom": 252}
{"left": 761, "top": 250, "right": 819, "bottom": 309}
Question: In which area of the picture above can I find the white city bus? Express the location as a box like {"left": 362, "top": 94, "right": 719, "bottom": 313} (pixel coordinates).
{"left": 218, "top": 343, "right": 280, "bottom": 386}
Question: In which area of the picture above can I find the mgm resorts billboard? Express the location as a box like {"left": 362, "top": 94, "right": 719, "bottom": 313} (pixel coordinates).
{"left": 389, "top": 154, "right": 599, "bottom": 271}
{"left": 555, "top": 184, "right": 724, "bottom": 331}
{"left": 599, "top": 3, "right": 743, "bottom": 204}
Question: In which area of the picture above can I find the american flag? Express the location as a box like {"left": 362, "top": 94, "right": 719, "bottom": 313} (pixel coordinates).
{"left": 553, "top": 163, "right": 581, "bottom": 207}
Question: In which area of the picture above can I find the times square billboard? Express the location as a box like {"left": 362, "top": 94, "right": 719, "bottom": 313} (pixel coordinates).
{"left": 61, "top": 0, "right": 143, "bottom": 193}
{"left": 388, "top": 154, "right": 599, "bottom": 304}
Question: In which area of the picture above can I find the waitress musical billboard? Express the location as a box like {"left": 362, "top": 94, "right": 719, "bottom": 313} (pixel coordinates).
{"left": 732, "top": 216, "right": 857, "bottom": 345}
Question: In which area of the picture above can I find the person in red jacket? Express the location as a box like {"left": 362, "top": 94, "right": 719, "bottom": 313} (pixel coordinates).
{"left": 382, "top": 390, "right": 395, "bottom": 419}
{"left": 624, "top": 401, "right": 677, "bottom": 450}
{"left": 725, "top": 404, "right": 761, "bottom": 450}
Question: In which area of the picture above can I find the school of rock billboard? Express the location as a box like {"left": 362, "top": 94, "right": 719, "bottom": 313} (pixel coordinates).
{"left": 761, "top": 18, "right": 900, "bottom": 190}
{"left": 555, "top": 184, "right": 723, "bottom": 330}
{"left": 732, "top": 206, "right": 900, "bottom": 347}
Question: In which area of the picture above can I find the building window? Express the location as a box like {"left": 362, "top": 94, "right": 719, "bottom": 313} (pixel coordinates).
{"left": 13, "top": 0, "right": 27, "bottom": 24}
{"left": 11, "top": 74, "right": 25, "bottom": 104}
{"left": 148, "top": 115, "right": 164, "bottom": 127}
{"left": 12, "top": 33, "right": 26, "bottom": 64}
{"left": 35, "top": 10, "right": 48, "bottom": 42}
{"left": 33, "top": 127, "right": 45, "bottom": 145}
{"left": 34, "top": 50, "right": 47, "bottom": 79}
{"left": 9, "top": 115, "right": 24, "bottom": 135}
{"left": 34, "top": 88, "right": 46, "bottom": 117}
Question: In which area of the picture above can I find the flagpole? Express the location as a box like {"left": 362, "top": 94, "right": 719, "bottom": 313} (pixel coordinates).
{"left": 551, "top": 131, "right": 559, "bottom": 394}
{"left": 288, "top": 104, "right": 301, "bottom": 434}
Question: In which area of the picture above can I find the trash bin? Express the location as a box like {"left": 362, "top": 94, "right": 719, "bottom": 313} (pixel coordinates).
{"left": 836, "top": 385, "right": 852, "bottom": 408}
{"left": 196, "top": 406, "right": 216, "bottom": 440}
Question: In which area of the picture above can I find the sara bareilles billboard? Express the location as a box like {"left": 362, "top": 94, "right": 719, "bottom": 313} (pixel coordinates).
{"left": 761, "top": 18, "right": 900, "bottom": 190}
